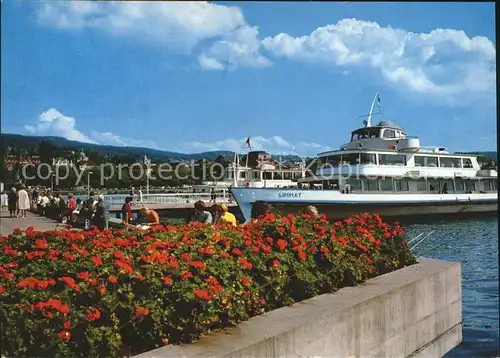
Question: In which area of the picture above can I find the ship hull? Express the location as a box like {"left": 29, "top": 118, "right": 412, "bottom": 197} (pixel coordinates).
{"left": 230, "top": 188, "right": 498, "bottom": 222}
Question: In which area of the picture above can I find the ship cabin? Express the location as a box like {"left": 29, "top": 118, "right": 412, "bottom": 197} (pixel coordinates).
{"left": 201, "top": 151, "right": 306, "bottom": 189}
{"left": 298, "top": 121, "right": 498, "bottom": 194}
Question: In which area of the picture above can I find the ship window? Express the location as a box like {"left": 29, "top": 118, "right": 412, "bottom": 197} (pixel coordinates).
{"left": 464, "top": 179, "right": 475, "bottom": 192}
{"left": 351, "top": 134, "right": 359, "bottom": 141}
{"left": 379, "top": 179, "right": 393, "bottom": 191}
{"left": 439, "top": 157, "right": 462, "bottom": 168}
{"left": 328, "top": 155, "right": 341, "bottom": 166}
{"left": 428, "top": 179, "right": 439, "bottom": 193}
{"left": 360, "top": 153, "right": 376, "bottom": 165}
{"left": 483, "top": 179, "right": 494, "bottom": 191}
{"left": 383, "top": 129, "right": 396, "bottom": 138}
{"left": 346, "top": 179, "right": 362, "bottom": 191}
{"left": 363, "top": 179, "right": 379, "bottom": 191}
{"left": 441, "top": 179, "right": 454, "bottom": 193}
{"left": 414, "top": 156, "right": 438, "bottom": 167}
{"left": 416, "top": 179, "right": 427, "bottom": 192}
{"left": 239, "top": 172, "right": 246, "bottom": 179}
{"left": 454, "top": 178, "right": 464, "bottom": 192}
{"left": 394, "top": 179, "right": 409, "bottom": 192}
{"left": 341, "top": 154, "right": 360, "bottom": 165}
{"left": 379, "top": 154, "right": 406, "bottom": 166}
{"left": 462, "top": 158, "right": 473, "bottom": 168}
{"left": 263, "top": 172, "right": 273, "bottom": 180}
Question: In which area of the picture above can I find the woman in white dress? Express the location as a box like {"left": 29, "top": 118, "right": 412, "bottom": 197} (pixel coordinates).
{"left": 17, "top": 184, "right": 30, "bottom": 218}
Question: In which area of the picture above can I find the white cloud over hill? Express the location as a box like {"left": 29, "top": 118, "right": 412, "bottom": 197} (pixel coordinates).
{"left": 23, "top": 109, "right": 327, "bottom": 156}
{"left": 24, "top": 109, "right": 158, "bottom": 149}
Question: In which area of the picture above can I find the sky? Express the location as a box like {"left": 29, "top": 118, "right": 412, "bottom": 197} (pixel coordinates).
{"left": 1, "top": 1, "right": 497, "bottom": 157}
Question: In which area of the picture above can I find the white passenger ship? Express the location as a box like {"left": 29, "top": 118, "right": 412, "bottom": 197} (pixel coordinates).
{"left": 231, "top": 94, "right": 498, "bottom": 222}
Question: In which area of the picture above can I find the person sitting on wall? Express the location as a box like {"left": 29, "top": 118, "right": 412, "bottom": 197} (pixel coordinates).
{"left": 220, "top": 203, "right": 237, "bottom": 226}
{"left": 250, "top": 200, "right": 269, "bottom": 220}
{"left": 211, "top": 204, "right": 224, "bottom": 225}
{"left": 139, "top": 207, "right": 160, "bottom": 226}
{"left": 193, "top": 201, "right": 213, "bottom": 224}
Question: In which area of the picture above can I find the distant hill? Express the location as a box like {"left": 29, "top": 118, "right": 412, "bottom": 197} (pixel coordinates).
{"left": 1, "top": 133, "right": 493, "bottom": 163}
{"left": 0, "top": 133, "right": 303, "bottom": 162}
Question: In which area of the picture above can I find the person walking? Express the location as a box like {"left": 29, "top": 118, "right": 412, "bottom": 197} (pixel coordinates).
{"left": 17, "top": 185, "right": 30, "bottom": 218}
{"left": 66, "top": 194, "right": 77, "bottom": 223}
{"left": 1, "top": 191, "right": 8, "bottom": 213}
{"left": 209, "top": 187, "right": 217, "bottom": 205}
{"left": 122, "top": 196, "right": 133, "bottom": 225}
{"left": 8, "top": 187, "right": 18, "bottom": 218}
{"left": 94, "top": 195, "right": 110, "bottom": 230}
{"left": 138, "top": 187, "right": 143, "bottom": 202}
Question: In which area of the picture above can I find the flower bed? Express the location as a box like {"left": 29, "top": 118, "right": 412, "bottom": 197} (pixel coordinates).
{"left": 0, "top": 213, "right": 416, "bottom": 357}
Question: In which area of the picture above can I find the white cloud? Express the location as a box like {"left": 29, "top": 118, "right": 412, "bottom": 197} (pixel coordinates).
{"left": 34, "top": 4, "right": 495, "bottom": 101}
{"left": 262, "top": 18, "right": 496, "bottom": 99}
{"left": 198, "top": 26, "right": 272, "bottom": 70}
{"left": 24, "top": 108, "right": 98, "bottom": 144}
{"left": 90, "top": 131, "right": 158, "bottom": 149}
{"left": 24, "top": 109, "right": 157, "bottom": 149}
{"left": 36, "top": 1, "right": 246, "bottom": 51}
{"left": 182, "top": 136, "right": 332, "bottom": 157}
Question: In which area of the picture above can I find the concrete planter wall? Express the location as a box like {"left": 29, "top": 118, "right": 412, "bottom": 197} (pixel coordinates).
{"left": 134, "top": 257, "right": 462, "bottom": 358}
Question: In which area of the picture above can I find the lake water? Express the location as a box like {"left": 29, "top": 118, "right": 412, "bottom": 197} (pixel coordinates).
{"left": 404, "top": 216, "right": 499, "bottom": 357}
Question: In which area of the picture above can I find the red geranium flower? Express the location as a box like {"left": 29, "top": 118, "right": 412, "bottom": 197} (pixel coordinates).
{"left": 162, "top": 276, "right": 173, "bottom": 286}
{"left": 193, "top": 288, "right": 213, "bottom": 301}
{"left": 58, "top": 330, "right": 71, "bottom": 342}
{"left": 35, "top": 239, "right": 47, "bottom": 249}
{"left": 87, "top": 307, "right": 101, "bottom": 321}
{"left": 134, "top": 306, "right": 149, "bottom": 318}
{"left": 276, "top": 239, "right": 287, "bottom": 252}
{"left": 91, "top": 256, "right": 102, "bottom": 266}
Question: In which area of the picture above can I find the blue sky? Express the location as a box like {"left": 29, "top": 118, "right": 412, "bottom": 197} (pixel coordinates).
{"left": 1, "top": 1, "right": 496, "bottom": 156}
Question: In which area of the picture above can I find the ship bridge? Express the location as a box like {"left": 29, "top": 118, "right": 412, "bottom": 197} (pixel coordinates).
{"left": 342, "top": 120, "right": 421, "bottom": 151}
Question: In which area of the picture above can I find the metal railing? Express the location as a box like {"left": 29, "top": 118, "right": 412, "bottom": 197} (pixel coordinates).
{"left": 104, "top": 192, "right": 232, "bottom": 208}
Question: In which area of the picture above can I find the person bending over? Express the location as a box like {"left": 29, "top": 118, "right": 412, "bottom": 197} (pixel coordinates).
{"left": 140, "top": 207, "right": 160, "bottom": 226}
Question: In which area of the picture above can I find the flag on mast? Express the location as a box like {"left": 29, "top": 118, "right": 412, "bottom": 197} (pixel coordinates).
{"left": 245, "top": 137, "right": 251, "bottom": 150}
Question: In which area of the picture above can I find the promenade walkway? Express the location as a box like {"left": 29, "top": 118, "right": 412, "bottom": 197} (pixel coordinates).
{"left": 0, "top": 213, "right": 65, "bottom": 235}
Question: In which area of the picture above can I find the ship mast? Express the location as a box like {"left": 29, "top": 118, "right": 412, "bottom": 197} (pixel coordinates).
{"left": 366, "top": 92, "right": 380, "bottom": 128}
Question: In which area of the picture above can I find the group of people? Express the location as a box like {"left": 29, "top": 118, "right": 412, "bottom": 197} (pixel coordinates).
{"left": 192, "top": 201, "right": 237, "bottom": 226}
{"left": 1, "top": 184, "right": 31, "bottom": 218}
